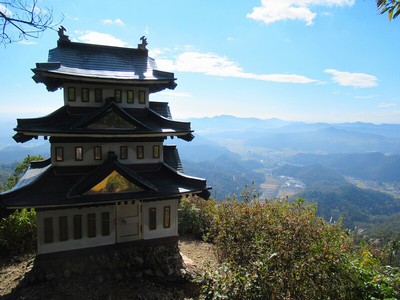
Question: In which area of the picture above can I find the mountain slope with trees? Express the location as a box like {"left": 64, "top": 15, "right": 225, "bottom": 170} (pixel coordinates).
{"left": 274, "top": 164, "right": 400, "bottom": 228}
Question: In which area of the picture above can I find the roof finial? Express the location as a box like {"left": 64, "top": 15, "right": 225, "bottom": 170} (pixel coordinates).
{"left": 138, "top": 36, "right": 148, "bottom": 50}
{"left": 58, "top": 26, "right": 70, "bottom": 42}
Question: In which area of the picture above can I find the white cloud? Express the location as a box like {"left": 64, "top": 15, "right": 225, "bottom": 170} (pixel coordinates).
{"left": 158, "top": 91, "right": 193, "bottom": 98}
{"left": 102, "top": 18, "right": 125, "bottom": 26}
{"left": 353, "top": 95, "right": 378, "bottom": 99}
{"left": 247, "top": 0, "right": 355, "bottom": 25}
{"left": 379, "top": 103, "right": 397, "bottom": 108}
{"left": 324, "top": 69, "right": 378, "bottom": 88}
{"left": 157, "top": 51, "right": 317, "bottom": 84}
{"left": 75, "top": 31, "right": 128, "bottom": 47}
{"left": 18, "top": 40, "right": 37, "bottom": 45}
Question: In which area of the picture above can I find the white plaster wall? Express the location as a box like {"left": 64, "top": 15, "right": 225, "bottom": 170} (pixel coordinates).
{"left": 142, "top": 199, "right": 178, "bottom": 240}
{"left": 37, "top": 205, "right": 115, "bottom": 254}
{"left": 51, "top": 141, "right": 163, "bottom": 166}
{"left": 63, "top": 84, "right": 149, "bottom": 108}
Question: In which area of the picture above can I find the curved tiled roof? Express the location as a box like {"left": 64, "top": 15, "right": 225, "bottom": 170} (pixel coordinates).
{"left": 13, "top": 102, "right": 194, "bottom": 143}
{"left": 32, "top": 40, "right": 177, "bottom": 92}
{"left": 0, "top": 153, "right": 210, "bottom": 209}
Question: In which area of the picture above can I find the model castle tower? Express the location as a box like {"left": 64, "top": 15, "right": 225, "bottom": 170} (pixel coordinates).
{"left": 1, "top": 30, "right": 210, "bottom": 255}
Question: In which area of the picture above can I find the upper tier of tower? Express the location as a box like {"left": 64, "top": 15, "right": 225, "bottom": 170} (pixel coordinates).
{"left": 32, "top": 34, "right": 177, "bottom": 93}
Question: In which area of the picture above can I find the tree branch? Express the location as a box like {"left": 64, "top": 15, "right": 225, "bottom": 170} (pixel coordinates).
{"left": 0, "top": 0, "right": 62, "bottom": 46}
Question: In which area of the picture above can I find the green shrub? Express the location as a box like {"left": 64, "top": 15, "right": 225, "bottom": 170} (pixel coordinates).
{"left": 197, "top": 199, "right": 400, "bottom": 299}
{"left": 178, "top": 196, "right": 216, "bottom": 240}
{"left": 0, "top": 209, "right": 37, "bottom": 256}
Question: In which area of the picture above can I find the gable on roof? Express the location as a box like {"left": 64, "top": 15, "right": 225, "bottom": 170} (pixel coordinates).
{"left": 84, "top": 170, "right": 144, "bottom": 195}
{"left": 76, "top": 102, "right": 150, "bottom": 131}
{"left": 68, "top": 153, "right": 158, "bottom": 198}
{"left": 86, "top": 110, "right": 137, "bottom": 130}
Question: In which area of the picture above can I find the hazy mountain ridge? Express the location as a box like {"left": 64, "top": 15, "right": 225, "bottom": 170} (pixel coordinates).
{"left": 189, "top": 116, "right": 400, "bottom": 154}
{"left": 0, "top": 143, "right": 49, "bottom": 165}
{"left": 288, "top": 152, "right": 400, "bottom": 182}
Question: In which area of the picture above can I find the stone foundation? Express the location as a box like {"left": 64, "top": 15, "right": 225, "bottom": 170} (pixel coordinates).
{"left": 25, "top": 237, "right": 183, "bottom": 284}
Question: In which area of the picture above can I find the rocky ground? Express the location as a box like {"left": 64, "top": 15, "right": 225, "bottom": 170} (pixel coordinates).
{"left": 0, "top": 236, "right": 216, "bottom": 299}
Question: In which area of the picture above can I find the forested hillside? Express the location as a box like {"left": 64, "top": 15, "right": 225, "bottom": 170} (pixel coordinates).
{"left": 183, "top": 155, "right": 264, "bottom": 200}
{"left": 274, "top": 164, "right": 400, "bottom": 236}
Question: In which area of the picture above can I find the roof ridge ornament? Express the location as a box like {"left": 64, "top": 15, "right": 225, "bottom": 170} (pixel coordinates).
{"left": 138, "top": 36, "right": 148, "bottom": 50}
{"left": 58, "top": 26, "right": 70, "bottom": 42}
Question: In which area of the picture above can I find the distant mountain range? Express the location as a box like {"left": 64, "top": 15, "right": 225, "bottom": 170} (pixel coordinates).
{"left": 288, "top": 152, "right": 400, "bottom": 182}
{"left": 188, "top": 115, "right": 400, "bottom": 154}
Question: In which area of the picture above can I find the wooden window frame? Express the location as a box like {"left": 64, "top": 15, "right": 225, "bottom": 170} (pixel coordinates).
{"left": 120, "top": 146, "right": 128, "bottom": 160}
{"left": 59, "top": 216, "right": 68, "bottom": 241}
{"left": 44, "top": 217, "right": 53, "bottom": 243}
{"left": 87, "top": 213, "right": 96, "bottom": 238}
{"left": 152, "top": 145, "right": 160, "bottom": 159}
{"left": 94, "top": 146, "right": 102, "bottom": 160}
{"left": 68, "top": 87, "right": 76, "bottom": 102}
{"left": 81, "top": 88, "right": 89, "bottom": 102}
{"left": 115, "top": 89, "right": 122, "bottom": 103}
{"left": 137, "top": 145, "right": 144, "bottom": 159}
{"left": 73, "top": 215, "right": 82, "bottom": 240}
{"left": 55, "top": 147, "right": 64, "bottom": 162}
{"left": 127, "top": 90, "right": 134, "bottom": 103}
{"left": 149, "top": 207, "right": 156, "bottom": 230}
{"left": 95, "top": 88, "right": 103, "bottom": 103}
{"left": 163, "top": 206, "right": 171, "bottom": 228}
{"left": 139, "top": 90, "right": 146, "bottom": 104}
{"left": 75, "top": 147, "right": 83, "bottom": 161}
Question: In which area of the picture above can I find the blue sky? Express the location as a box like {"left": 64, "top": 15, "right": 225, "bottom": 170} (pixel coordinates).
{"left": 1, "top": 0, "right": 400, "bottom": 124}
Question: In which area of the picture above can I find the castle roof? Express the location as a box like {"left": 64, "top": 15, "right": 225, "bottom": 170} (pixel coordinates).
{"left": 13, "top": 101, "right": 194, "bottom": 143}
{"left": 32, "top": 39, "right": 177, "bottom": 92}
{"left": 1, "top": 150, "right": 210, "bottom": 210}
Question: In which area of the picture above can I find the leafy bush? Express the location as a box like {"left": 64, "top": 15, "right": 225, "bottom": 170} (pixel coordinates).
{"left": 0, "top": 209, "right": 37, "bottom": 256}
{"left": 196, "top": 198, "right": 400, "bottom": 299}
{"left": 178, "top": 196, "right": 216, "bottom": 240}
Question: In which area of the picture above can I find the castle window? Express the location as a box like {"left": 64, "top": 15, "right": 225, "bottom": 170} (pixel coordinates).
{"left": 73, "top": 215, "right": 82, "bottom": 240}
{"left": 101, "top": 212, "right": 110, "bottom": 236}
{"left": 120, "top": 146, "right": 128, "bottom": 159}
{"left": 139, "top": 91, "right": 146, "bottom": 104}
{"left": 55, "top": 147, "right": 64, "bottom": 161}
{"left": 115, "top": 89, "right": 122, "bottom": 103}
{"left": 95, "top": 89, "right": 102, "bottom": 102}
{"left": 153, "top": 145, "right": 160, "bottom": 159}
{"left": 94, "top": 146, "right": 102, "bottom": 160}
{"left": 87, "top": 213, "right": 96, "bottom": 238}
{"left": 68, "top": 87, "right": 76, "bottom": 102}
{"left": 137, "top": 146, "right": 144, "bottom": 159}
{"left": 59, "top": 216, "right": 68, "bottom": 241}
{"left": 127, "top": 90, "right": 134, "bottom": 103}
{"left": 82, "top": 88, "right": 89, "bottom": 102}
{"left": 44, "top": 217, "right": 53, "bottom": 243}
{"left": 149, "top": 208, "right": 156, "bottom": 230}
{"left": 75, "top": 147, "right": 83, "bottom": 161}
{"left": 163, "top": 206, "right": 171, "bottom": 228}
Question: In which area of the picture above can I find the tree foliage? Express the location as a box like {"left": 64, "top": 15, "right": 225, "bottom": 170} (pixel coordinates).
{"left": 0, "top": 208, "right": 36, "bottom": 256}
{"left": 0, "top": 0, "right": 61, "bottom": 45}
{"left": 377, "top": 0, "right": 400, "bottom": 20}
{"left": 179, "top": 196, "right": 400, "bottom": 299}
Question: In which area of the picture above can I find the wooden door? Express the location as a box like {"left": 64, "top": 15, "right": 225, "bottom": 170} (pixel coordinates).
{"left": 116, "top": 200, "right": 141, "bottom": 243}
